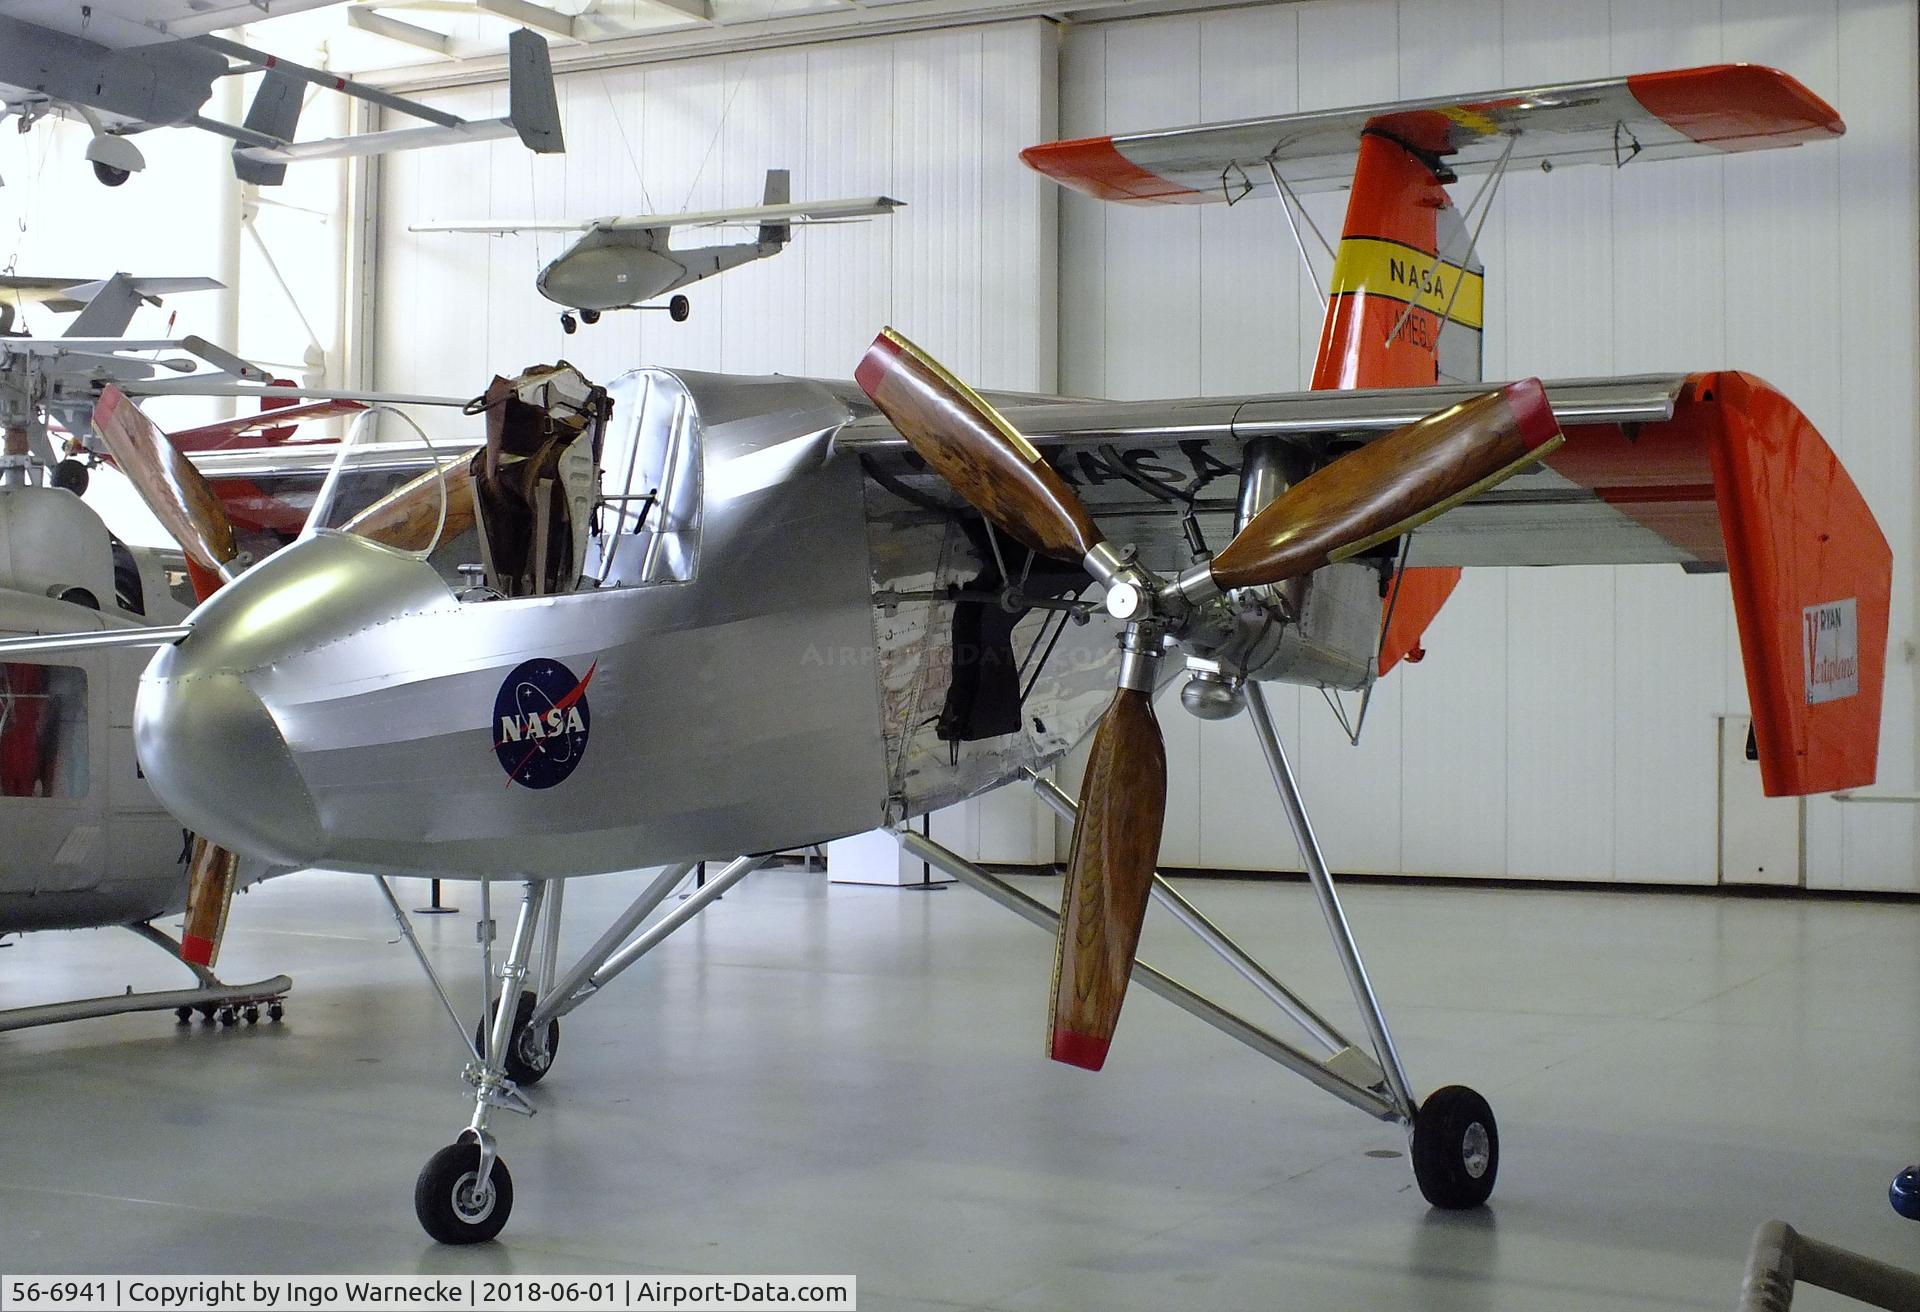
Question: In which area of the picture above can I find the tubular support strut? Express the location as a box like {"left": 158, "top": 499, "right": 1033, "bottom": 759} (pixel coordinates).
{"left": 1244, "top": 683, "right": 1417, "bottom": 1121}
{"left": 1737, "top": 1220, "right": 1920, "bottom": 1311}
{"left": 376, "top": 875, "right": 480, "bottom": 1063}
{"left": 528, "top": 856, "right": 765, "bottom": 1029}
{"left": 1025, "top": 769, "right": 1350, "bottom": 1058}
{"left": 898, "top": 829, "right": 1399, "bottom": 1122}
{"left": 527, "top": 862, "right": 694, "bottom": 1030}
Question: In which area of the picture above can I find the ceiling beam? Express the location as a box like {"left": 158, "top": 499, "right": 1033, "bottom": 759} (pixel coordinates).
{"left": 346, "top": 6, "right": 458, "bottom": 57}
{"left": 474, "top": 0, "right": 580, "bottom": 39}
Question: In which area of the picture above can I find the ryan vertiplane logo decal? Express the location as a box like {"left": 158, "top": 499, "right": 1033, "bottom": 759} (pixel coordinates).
{"left": 493, "top": 657, "right": 596, "bottom": 788}
{"left": 1802, "top": 599, "right": 1859, "bottom": 705}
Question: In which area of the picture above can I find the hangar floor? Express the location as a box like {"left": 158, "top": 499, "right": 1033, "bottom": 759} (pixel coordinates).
{"left": 0, "top": 867, "right": 1914, "bottom": 1310}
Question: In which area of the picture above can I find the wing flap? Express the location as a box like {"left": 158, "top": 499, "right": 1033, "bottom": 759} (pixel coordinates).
{"left": 1024, "top": 64, "right": 1843, "bottom": 204}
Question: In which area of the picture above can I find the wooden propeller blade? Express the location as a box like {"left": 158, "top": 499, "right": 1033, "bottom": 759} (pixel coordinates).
{"left": 93, "top": 385, "right": 240, "bottom": 585}
{"left": 340, "top": 455, "right": 478, "bottom": 553}
{"left": 180, "top": 836, "right": 239, "bottom": 969}
{"left": 1049, "top": 686, "right": 1166, "bottom": 1071}
{"left": 855, "top": 328, "right": 1101, "bottom": 561}
{"left": 1209, "top": 378, "right": 1563, "bottom": 590}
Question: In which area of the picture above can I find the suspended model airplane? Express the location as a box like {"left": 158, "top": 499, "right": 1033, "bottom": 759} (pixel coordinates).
{"left": 12, "top": 64, "right": 1888, "bottom": 1246}
{"left": 0, "top": 3, "right": 562, "bottom": 187}
{"left": 413, "top": 168, "right": 903, "bottom": 332}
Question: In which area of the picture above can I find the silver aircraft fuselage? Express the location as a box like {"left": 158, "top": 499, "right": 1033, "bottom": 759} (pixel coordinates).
{"left": 133, "top": 368, "right": 1375, "bottom": 881}
{"left": 534, "top": 230, "right": 780, "bottom": 312}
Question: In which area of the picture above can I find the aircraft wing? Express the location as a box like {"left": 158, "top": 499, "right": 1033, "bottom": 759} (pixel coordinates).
{"left": 593, "top": 196, "right": 905, "bottom": 233}
{"left": 839, "top": 371, "right": 1890, "bottom": 798}
{"left": 410, "top": 219, "right": 597, "bottom": 235}
{"left": 1023, "top": 64, "right": 1842, "bottom": 203}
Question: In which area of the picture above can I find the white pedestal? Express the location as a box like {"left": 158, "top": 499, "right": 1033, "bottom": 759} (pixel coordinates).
{"left": 827, "top": 827, "right": 953, "bottom": 886}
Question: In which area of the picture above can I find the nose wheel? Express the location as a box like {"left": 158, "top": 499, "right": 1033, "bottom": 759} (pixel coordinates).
{"left": 415, "top": 1139, "right": 513, "bottom": 1245}
{"left": 669, "top": 294, "right": 691, "bottom": 323}
{"left": 1410, "top": 1084, "right": 1498, "bottom": 1209}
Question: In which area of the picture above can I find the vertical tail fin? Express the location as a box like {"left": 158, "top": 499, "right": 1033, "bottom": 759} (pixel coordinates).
{"left": 758, "top": 168, "right": 792, "bottom": 246}
{"left": 1310, "top": 129, "right": 1486, "bottom": 670}
{"left": 507, "top": 28, "right": 565, "bottom": 155}
{"left": 1311, "top": 130, "right": 1483, "bottom": 390}
{"left": 232, "top": 67, "right": 304, "bottom": 186}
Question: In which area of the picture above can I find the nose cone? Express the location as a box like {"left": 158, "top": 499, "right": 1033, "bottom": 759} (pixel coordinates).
{"left": 136, "top": 663, "right": 325, "bottom": 867}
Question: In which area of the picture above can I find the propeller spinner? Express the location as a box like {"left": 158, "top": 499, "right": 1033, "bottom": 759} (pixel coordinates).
{"left": 856, "top": 328, "right": 1562, "bottom": 1070}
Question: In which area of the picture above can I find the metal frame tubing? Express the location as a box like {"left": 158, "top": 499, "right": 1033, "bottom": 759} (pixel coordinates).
{"left": 1243, "top": 682, "right": 1418, "bottom": 1121}
{"left": 1025, "top": 770, "right": 1349, "bottom": 1057}
{"left": 482, "top": 881, "right": 547, "bottom": 1075}
{"left": 1738, "top": 1220, "right": 1920, "bottom": 1311}
{"left": 531, "top": 856, "right": 766, "bottom": 1028}
{"left": 375, "top": 875, "right": 481, "bottom": 1062}
{"left": 526, "top": 861, "right": 694, "bottom": 1030}
{"left": 898, "top": 829, "right": 1398, "bottom": 1121}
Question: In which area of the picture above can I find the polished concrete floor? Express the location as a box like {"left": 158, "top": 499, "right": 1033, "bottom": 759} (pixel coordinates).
{"left": 0, "top": 866, "right": 1915, "bottom": 1310}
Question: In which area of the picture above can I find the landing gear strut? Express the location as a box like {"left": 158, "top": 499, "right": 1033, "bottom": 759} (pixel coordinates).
{"left": 900, "top": 681, "right": 1500, "bottom": 1213}
{"left": 379, "top": 859, "right": 763, "bottom": 1242}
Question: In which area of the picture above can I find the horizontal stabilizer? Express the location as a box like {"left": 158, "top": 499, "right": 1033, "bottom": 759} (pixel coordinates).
{"left": 238, "top": 117, "right": 522, "bottom": 165}
{"left": 1024, "top": 64, "right": 1842, "bottom": 204}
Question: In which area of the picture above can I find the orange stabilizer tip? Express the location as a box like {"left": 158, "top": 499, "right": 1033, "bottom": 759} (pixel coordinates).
{"left": 1700, "top": 373, "right": 1890, "bottom": 796}
{"left": 1051, "top": 1028, "right": 1111, "bottom": 1071}
{"left": 180, "top": 934, "right": 216, "bottom": 968}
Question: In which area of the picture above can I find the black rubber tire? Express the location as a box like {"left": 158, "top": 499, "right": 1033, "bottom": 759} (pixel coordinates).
{"left": 267, "top": 1002, "right": 284, "bottom": 1022}
{"left": 415, "top": 1142, "right": 512, "bottom": 1245}
{"left": 474, "top": 990, "right": 559, "bottom": 1087}
{"left": 92, "top": 161, "right": 130, "bottom": 187}
{"left": 560, "top": 313, "right": 578, "bottom": 335}
{"left": 50, "top": 459, "right": 89, "bottom": 496}
{"left": 175, "top": 1007, "right": 192, "bottom": 1024}
{"left": 669, "top": 294, "right": 690, "bottom": 323}
{"left": 1411, "top": 1085, "right": 1498, "bottom": 1209}
{"left": 579, "top": 309, "right": 601, "bottom": 325}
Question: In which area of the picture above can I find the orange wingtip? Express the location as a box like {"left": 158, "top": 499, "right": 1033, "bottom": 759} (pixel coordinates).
{"left": 1627, "top": 65, "right": 1844, "bottom": 150}
{"left": 1051, "top": 1027, "right": 1111, "bottom": 1071}
{"left": 1019, "top": 137, "right": 1210, "bottom": 205}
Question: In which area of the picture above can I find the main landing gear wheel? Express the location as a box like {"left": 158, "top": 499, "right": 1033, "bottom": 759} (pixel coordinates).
{"left": 415, "top": 1141, "right": 512, "bottom": 1244}
{"left": 1411, "top": 1085, "right": 1498, "bottom": 1209}
{"left": 473, "top": 990, "right": 559, "bottom": 1087}
{"left": 579, "top": 308, "right": 601, "bottom": 325}
{"left": 92, "top": 161, "right": 130, "bottom": 187}
{"left": 559, "top": 312, "right": 578, "bottom": 334}
{"left": 669, "top": 294, "right": 690, "bottom": 323}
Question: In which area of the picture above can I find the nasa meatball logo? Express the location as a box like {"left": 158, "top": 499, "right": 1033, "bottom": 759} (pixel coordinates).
{"left": 493, "top": 657, "right": 596, "bottom": 789}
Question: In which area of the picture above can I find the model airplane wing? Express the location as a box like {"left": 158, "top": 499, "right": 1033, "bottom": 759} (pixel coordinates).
{"left": 841, "top": 369, "right": 1890, "bottom": 799}
{"left": 1022, "top": 64, "right": 1842, "bottom": 203}
{"left": 414, "top": 196, "right": 904, "bottom": 236}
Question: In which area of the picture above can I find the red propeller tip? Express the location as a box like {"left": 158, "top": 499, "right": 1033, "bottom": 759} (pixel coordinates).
{"left": 853, "top": 332, "right": 904, "bottom": 401}
{"left": 1503, "top": 377, "right": 1560, "bottom": 452}
{"left": 1051, "top": 1027, "right": 1111, "bottom": 1071}
{"left": 180, "top": 934, "right": 216, "bottom": 968}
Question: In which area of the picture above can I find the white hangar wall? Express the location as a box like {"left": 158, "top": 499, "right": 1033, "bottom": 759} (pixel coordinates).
{"left": 373, "top": 22, "right": 1057, "bottom": 415}
{"left": 1055, "top": 0, "right": 1920, "bottom": 891}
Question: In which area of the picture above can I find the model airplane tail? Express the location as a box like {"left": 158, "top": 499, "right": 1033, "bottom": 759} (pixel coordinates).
{"left": 227, "top": 28, "right": 564, "bottom": 174}
{"left": 758, "top": 168, "right": 793, "bottom": 246}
